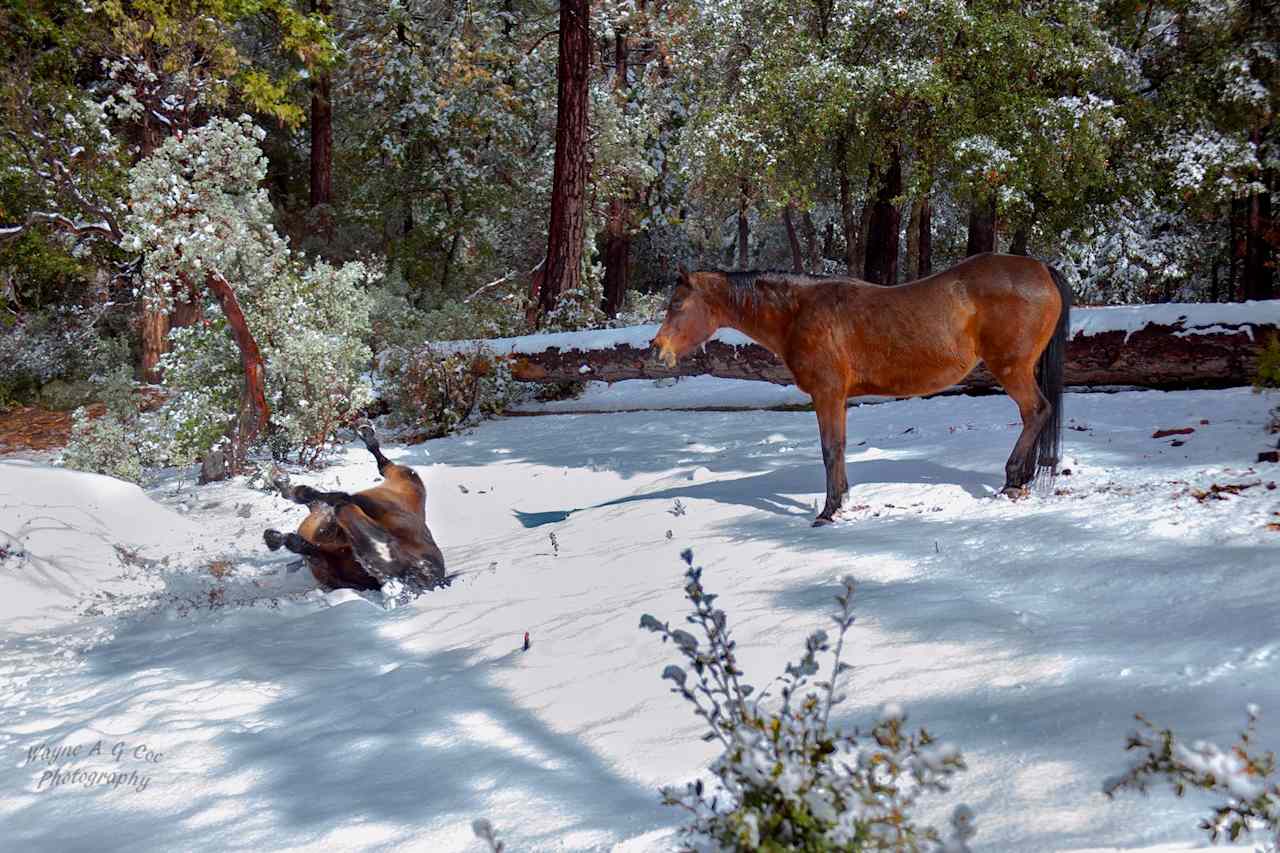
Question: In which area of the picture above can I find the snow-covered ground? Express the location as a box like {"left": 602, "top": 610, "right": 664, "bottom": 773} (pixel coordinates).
{"left": 2, "top": 383, "right": 1278, "bottom": 852}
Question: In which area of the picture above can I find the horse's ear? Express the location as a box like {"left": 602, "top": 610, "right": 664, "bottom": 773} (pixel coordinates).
{"left": 677, "top": 263, "right": 690, "bottom": 285}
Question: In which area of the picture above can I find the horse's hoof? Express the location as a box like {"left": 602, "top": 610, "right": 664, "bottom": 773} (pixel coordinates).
{"left": 356, "top": 421, "right": 378, "bottom": 447}
{"left": 263, "top": 529, "right": 286, "bottom": 551}
{"left": 1000, "top": 485, "right": 1029, "bottom": 500}
{"left": 812, "top": 515, "right": 835, "bottom": 528}
{"left": 292, "top": 485, "right": 320, "bottom": 504}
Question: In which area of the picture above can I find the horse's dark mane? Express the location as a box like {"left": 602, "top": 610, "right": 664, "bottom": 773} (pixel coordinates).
{"left": 701, "top": 269, "right": 834, "bottom": 313}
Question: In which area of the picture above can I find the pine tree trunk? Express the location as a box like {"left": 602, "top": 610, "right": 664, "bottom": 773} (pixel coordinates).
{"left": 204, "top": 272, "right": 270, "bottom": 475}
{"left": 784, "top": 202, "right": 803, "bottom": 273}
{"left": 906, "top": 199, "right": 922, "bottom": 282}
{"left": 737, "top": 180, "right": 750, "bottom": 269}
{"left": 309, "top": 0, "right": 334, "bottom": 240}
{"left": 1241, "top": 128, "right": 1275, "bottom": 300}
{"left": 965, "top": 194, "right": 997, "bottom": 257}
{"left": 863, "top": 148, "right": 902, "bottom": 286}
{"left": 836, "top": 136, "right": 856, "bottom": 274}
{"left": 1010, "top": 226, "right": 1030, "bottom": 256}
{"left": 802, "top": 210, "right": 820, "bottom": 273}
{"left": 602, "top": 32, "right": 630, "bottom": 318}
{"left": 918, "top": 195, "right": 932, "bottom": 277}
{"left": 538, "top": 0, "right": 591, "bottom": 319}
{"left": 603, "top": 199, "right": 630, "bottom": 317}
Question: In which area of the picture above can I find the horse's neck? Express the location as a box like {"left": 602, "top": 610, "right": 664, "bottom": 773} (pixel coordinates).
{"left": 709, "top": 281, "right": 794, "bottom": 356}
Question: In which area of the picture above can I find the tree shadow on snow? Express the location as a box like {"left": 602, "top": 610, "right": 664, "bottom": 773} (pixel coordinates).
{"left": 3, "top": 600, "right": 670, "bottom": 852}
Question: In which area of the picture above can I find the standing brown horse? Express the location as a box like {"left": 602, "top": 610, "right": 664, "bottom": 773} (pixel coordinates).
{"left": 263, "top": 424, "right": 449, "bottom": 593}
{"left": 651, "top": 253, "right": 1072, "bottom": 526}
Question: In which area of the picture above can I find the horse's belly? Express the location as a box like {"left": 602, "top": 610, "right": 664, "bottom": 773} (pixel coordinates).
{"left": 850, "top": 356, "right": 977, "bottom": 398}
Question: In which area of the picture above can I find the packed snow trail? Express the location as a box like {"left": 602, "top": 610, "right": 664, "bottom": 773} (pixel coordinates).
{"left": 1, "top": 386, "right": 1277, "bottom": 852}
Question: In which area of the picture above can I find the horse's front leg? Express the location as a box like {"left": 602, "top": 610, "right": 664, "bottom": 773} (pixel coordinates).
{"left": 813, "top": 394, "right": 849, "bottom": 526}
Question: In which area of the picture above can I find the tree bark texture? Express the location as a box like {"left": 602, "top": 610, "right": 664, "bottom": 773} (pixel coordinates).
{"left": 965, "top": 194, "right": 997, "bottom": 256}
{"left": 309, "top": 0, "right": 334, "bottom": 238}
{"left": 505, "top": 318, "right": 1278, "bottom": 392}
{"left": 784, "top": 202, "right": 804, "bottom": 272}
{"left": 836, "top": 137, "right": 856, "bottom": 274}
{"left": 917, "top": 195, "right": 932, "bottom": 277}
{"left": 802, "top": 210, "right": 821, "bottom": 272}
{"left": 140, "top": 305, "right": 170, "bottom": 383}
{"left": 538, "top": 0, "right": 591, "bottom": 318}
{"left": 603, "top": 198, "right": 631, "bottom": 317}
{"left": 204, "top": 272, "right": 270, "bottom": 475}
{"left": 602, "top": 32, "right": 631, "bottom": 318}
{"left": 737, "top": 181, "right": 750, "bottom": 269}
{"left": 863, "top": 148, "right": 902, "bottom": 285}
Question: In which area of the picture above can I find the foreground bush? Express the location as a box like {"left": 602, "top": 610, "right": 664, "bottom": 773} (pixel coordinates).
{"left": 1105, "top": 707, "right": 1278, "bottom": 850}
{"left": 642, "top": 551, "right": 975, "bottom": 852}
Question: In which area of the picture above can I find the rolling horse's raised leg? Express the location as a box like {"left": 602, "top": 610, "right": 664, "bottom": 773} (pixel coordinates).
{"left": 355, "top": 422, "right": 392, "bottom": 474}
{"left": 994, "top": 366, "right": 1051, "bottom": 496}
{"left": 812, "top": 393, "right": 850, "bottom": 526}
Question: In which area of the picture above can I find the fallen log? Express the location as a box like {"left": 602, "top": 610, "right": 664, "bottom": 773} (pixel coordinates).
{"left": 439, "top": 302, "right": 1280, "bottom": 392}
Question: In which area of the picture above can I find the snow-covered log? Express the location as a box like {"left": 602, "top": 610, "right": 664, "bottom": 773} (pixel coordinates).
{"left": 439, "top": 302, "right": 1280, "bottom": 391}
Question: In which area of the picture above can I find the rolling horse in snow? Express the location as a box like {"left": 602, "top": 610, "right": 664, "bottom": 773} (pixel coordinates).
{"left": 263, "top": 424, "right": 449, "bottom": 593}
{"left": 650, "top": 253, "right": 1072, "bottom": 526}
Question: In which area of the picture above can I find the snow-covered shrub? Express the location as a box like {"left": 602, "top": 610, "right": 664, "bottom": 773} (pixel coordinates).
{"left": 255, "top": 260, "right": 374, "bottom": 463}
{"left": 642, "top": 551, "right": 974, "bottom": 852}
{"left": 61, "top": 364, "right": 154, "bottom": 483}
{"left": 540, "top": 273, "right": 606, "bottom": 333}
{"left": 1104, "top": 707, "right": 1278, "bottom": 850}
{"left": 381, "top": 343, "right": 514, "bottom": 439}
{"left": 124, "top": 116, "right": 374, "bottom": 466}
{"left": 0, "top": 306, "right": 112, "bottom": 407}
{"left": 614, "top": 289, "right": 669, "bottom": 326}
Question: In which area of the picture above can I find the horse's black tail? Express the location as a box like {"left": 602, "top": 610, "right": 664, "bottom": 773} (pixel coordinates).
{"left": 1034, "top": 265, "right": 1072, "bottom": 484}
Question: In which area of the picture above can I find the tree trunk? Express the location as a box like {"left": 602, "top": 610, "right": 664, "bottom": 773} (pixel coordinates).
{"left": 802, "top": 210, "right": 821, "bottom": 273}
{"left": 965, "top": 194, "right": 997, "bottom": 256}
{"left": 1241, "top": 129, "right": 1275, "bottom": 300}
{"left": 863, "top": 147, "right": 902, "bottom": 286}
{"left": 836, "top": 136, "right": 857, "bottom": 274}
{"left": 140, "top": 305, "right": 170, "bottom": 383}
{"left": 784, "top": 202, "right": 804, "bottom": 273}
{"left": 538, "top": 0, "right": 591, "bottom": 319}
{"left": 308, "top": 0, "right": 334, "bottom": 240}
{"left": 917, "top": 195, "right": 932, "bottom": 277}
{"left": 204, "top": 272, "right": 270, "bottom": 475}
{"left": 1010, "top": 226, "right": 1030, "bottom": 256}
{"left": 602, "top": 32, "right": 630, "bottom": 318}
{"left": 172, "top": 275, "right": 203, "bottom": 329}
{"left": 737, "top": 180, "right": 750, "bottom": 269}
{"left": 906, "top": 199, "right": 922, "bottom": 282}
{"left": 603, "top": 199, "right": 631, "bottom": 317}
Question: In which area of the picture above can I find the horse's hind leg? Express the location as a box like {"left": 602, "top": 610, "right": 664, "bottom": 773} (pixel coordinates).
{"left": 994, "top": 366, "right": 1050, "bottom": 495}
{"left": 812, "top": 393, "right": 849, "bottom": 526}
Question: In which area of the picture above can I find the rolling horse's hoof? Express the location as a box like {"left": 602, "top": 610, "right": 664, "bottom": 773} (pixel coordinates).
{"left": 812, "top": 515, "right": 835, "bottom": 528}
{"left": 1000, "top": 485, "right": 1030, "bottom": 500}
{"left": 356, "top": 421, "right": 378, "bottom": 448}
{"left": 263, "top": 528, "right": 286, "bottom": 551}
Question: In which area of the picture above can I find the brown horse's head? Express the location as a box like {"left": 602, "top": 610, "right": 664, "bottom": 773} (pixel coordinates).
{"left": 651, "top": 266, "right": 720, "bottom": 368}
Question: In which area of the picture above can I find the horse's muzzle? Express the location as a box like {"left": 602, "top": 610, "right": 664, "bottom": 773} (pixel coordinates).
{"left": 650, "top": 338, "right": 679, "bottom": 369}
